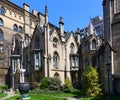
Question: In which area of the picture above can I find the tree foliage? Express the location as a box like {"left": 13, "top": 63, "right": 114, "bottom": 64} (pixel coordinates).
{"left": 82, "top": 64, "right": 102, "bottom": 97}
{"left": 64, "top": 77, "right": 73, "bottom": 89}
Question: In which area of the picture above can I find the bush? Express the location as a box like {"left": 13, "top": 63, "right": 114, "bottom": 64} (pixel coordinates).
{"left": 64, "top": 77, "right": 73, "bottom": 89}
{"left": 40, "top": 77, "right": 49, "bottom": 90}
{"left": 40, "top": 77, "right": 61, "bottom": 91}
{"left": 0, "top": 84, "right": 8, "bottom": 92}
{"left": 82, "top": 64, "right": 102, "bottom": 97}
{"left": 49, "top": 77, "right": 61, "bottom": 90}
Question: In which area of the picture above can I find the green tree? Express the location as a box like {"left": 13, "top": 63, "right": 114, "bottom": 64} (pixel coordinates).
{"left": 82, "top": 64, "right": 102, "bottom": 97}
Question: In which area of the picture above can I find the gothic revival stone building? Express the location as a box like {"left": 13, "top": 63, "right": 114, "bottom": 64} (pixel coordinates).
{"left": 78, "top": 16, "right": 104, "bottom": 88}
{"left": 0, "top": 0, "right": 40, "bottom": 88}
{"left": 0, "top": 0, "right": 79, "bottom": 88}
{"left": 25, "top": 7, "right": 80, "bottom": 87}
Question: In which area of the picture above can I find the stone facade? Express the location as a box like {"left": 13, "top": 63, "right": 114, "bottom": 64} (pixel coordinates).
{"left": 103, "top": 0, "right": 120, "bottom": 93}
{"left": 0, "top": 0, "right": 79, "bottom": 89}
{"left": 27, "top": 12, "right": 79, "bottom": 87}
{"left": 0, "top": 0, "right": 41, "bottom": 87}
{"left": 78, "top": 16, "right": 104, "bottom": 89}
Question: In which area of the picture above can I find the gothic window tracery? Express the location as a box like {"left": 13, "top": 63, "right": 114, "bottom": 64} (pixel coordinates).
{"left": 53, "top": 52, "right": 59, "bottom": 68}
{"left": 85, "top": 41, "right": 90, "bottom": 50}
{"left": 92, "top": 39, "right": 96, "bottom": 49}
{"left": 53, "top": 37, "right": 58, "bottom": 48}
{"left": 70, "top": 43, "right": 74, "bottom": 54}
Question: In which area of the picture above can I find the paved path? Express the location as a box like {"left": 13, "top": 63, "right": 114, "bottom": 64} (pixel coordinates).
{"left": 60, "top": 95, "right": 87, "bottom": 100}
{"left": 68, "top": 96, "right": 87, "bottom": 100}
{"left": 1, "top": 91, "right": 18, "bottom": 100}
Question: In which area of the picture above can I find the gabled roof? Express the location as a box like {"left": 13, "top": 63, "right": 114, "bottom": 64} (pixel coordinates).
{"left": 104, "top": 41, "right": 117, "bottom": 52}
{"left": 98, "top": 41, "right": 117, "bottom": 54}
{"left": 30, "top": 25, "right": 44, "bottom": 44}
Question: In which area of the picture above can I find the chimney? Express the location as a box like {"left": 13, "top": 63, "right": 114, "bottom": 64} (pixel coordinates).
{"left": 23, "top": 3, "right": 30, "bottom": 12}
{"left": 45, "top": 5, "right": 48, "bottom": 25}
{"left": 32, "top": 10, "right": 37, "bottom": 16}
{"left": 59, "top": 16, "right": 64, "bottom": 36}
{"left": 76, "top": 28, "right": 80, "bottom": 44}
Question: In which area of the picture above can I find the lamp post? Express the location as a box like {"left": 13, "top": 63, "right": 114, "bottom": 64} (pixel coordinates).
{"left": 106, "top": 63, "right": 111, "bottom": 100}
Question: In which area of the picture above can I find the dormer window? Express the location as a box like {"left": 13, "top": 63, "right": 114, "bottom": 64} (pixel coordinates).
{"left": 13, "top": 24, "right": 18, "bottom": 32}
{"left": 0, "top": 6, "right": 5, "bottom": 15}
{"left": 92, "top": 39, "right": 96, "bottom": 49}
{"left": 70, "top": 43, "right": 74, "bottom": 54}
{"left": 0, "top": 18, "right": 3, "bottom": 26}
{"left": 53, "top": 38, "right": 58, "bottom": 48}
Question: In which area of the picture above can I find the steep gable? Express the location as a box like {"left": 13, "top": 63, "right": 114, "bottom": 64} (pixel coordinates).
{"left": 66, "top": 32, "right": 78, "bottom": 49}
{"left": 30, "top": 26, "right": 45, "bottom": 50}
{"left": 49, "top": 28, "right": 61, "bottom": 43}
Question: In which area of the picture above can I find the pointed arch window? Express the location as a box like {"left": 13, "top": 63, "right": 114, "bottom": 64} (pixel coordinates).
{"left": 0, "top": 29, "right": 3, "bottom": 41}
{"left": 0, "top": 6, "right": 5, "bottom": 15}
{"left": 13, "top": 24, "right": 18, "bottom": 32}
{"left": 53, "top": 52, "right": 59, "bottom": 68}
{"left": 70, "top": 43, "right": 74, "bottom": 54}
{"left": 14, "top": 39, "right": 21, "bottom": 55}
{"left": 0, "top": 18, "right": 3, "bottom": 26}
{"left": 18, "top": 26, "right": 23, "bottom": 33}
{"left": 85, "top": 41, "right": 90, "bottom": 50}
{"left": 54, "top": 73, "right": 60, "bottom": 78}
{"left": 92, "top": 39, "right": 96, "bottom": 49}
{"left": 53, "top": 37, "right": 58, "bottom": 48}
{"left": 25, "top": 34, "right": 29, "bottom": 47}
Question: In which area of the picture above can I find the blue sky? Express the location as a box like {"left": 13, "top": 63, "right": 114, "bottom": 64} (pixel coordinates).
{"left": 10, "top": 0, "right": 103, "bottom": 31}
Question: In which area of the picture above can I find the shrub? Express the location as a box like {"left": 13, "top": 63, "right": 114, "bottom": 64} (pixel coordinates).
{"left": 0, "top": 84, "right": 8, "bottom": 92}
{"left": 82, "top": 64, "right": 102, "bottom": 97}
{"left": 64, "top": 77, "right": 73, "bottom": 89}
{"left": 40, "top": 77, "right": 49, "bottom": 90}
{"left": 40, "top": 77, "right": 61, "bottom": 91}
{"left": 49, "top": 77, "right": 61, "bottom": 90}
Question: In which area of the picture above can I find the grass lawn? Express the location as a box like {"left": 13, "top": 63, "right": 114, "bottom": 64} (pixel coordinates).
{"left": 80, "top": 95, "right": 120, "bottom": 100}
{"left": 4, "top": 89, "right": 84, "bottom": 100}
{"left": 29, "top": 89, "right": 84, "bottom": 97}
{"left": 4, "top": 95, "right": 67, "bottom": 100}
{"left": 0, "top": 92, "right": 7, "bottom": 98}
